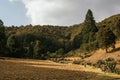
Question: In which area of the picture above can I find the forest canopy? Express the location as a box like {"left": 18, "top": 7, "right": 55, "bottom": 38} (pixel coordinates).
{"left": 0, "top": 9, "right": 120, "bottom": 59}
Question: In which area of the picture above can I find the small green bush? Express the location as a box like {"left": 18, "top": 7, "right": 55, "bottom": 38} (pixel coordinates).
{"left": 105, "top": 57, "right": 116, "bottom": 72}
{"left": 107, "top": 61, "right": 116, "bottom": 72}
{"left": 105, "top": 57, "right": 115, "bottom": 62}
{"left": 96, "top": 60, "right": 105, "bottom": 68}
{"left": 115, "top": 68, "right": 120, "bottom": 74}
{"left": 73, "top": 60, "right": 81, "bottom": 64}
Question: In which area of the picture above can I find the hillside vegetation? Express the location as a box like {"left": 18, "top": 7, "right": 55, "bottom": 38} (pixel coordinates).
{"left": 0, "top": 9, "right": 120, "bottom": 60}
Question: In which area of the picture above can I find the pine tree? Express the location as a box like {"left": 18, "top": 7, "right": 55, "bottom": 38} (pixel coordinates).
{"left": 0, "top": 19, "right": 6, "bottom": 54}
{"left": 83, "top": 9, "right": 98, "bottom": 33}
{"left": 82, "top": 9, "right": 98, "bottom": 43}
{"left": 79, "top": 9, "right": 98, "bottom": 51}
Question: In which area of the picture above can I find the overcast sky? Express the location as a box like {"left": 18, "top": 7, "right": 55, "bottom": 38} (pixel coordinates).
{"left": 0, "top": 0, "right": 120, "bottom": 26}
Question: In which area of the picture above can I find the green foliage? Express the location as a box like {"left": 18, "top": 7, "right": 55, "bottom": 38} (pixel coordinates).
{"left": 73, "top": 60, "right": 81, "bottom": 64}
{"left": 64, "top": 41, "right": 72, "bottom": 53}
{"left": 33, "top": 40, "right": 42, "bottom": 59}
{"left": 6, "top": 34, "right": 24, "bottom": 57}
{"left": 115, "top": 68, "right": 120, "bottom": 74}
{"left": 73, "top": 33, "right": 82, "bottom": 49}
{"left": 7, "top": 35, "right": 17, "bottom": 54}
{"left": 84, "top": 9, "right": 98, "bottom": 33}
{"left": 55, "top": 48, "right": 64, "bottom": 57}
{"left": 96, "top": 58, "right": 117, "bottom": 73}
{"left": 0, "top": 19, "right": 6, "bottom": 55}
{"left": 96, "top": 60, "right": 105, "bottom": 68}
{"left": 25, "top": 42, "right": 34, "bottom": 58}
{"left": 107, "top": 62, "right": 116, "bottom": 72}
{"left": 97, "top": 27, "right": 116, "bottom": 52}
{"left": 97, "top": 14, "right": 120, "bottom": 39}
{"left": 105, "top": 57, "right": 116, "bottom": 72}
{"left": 75, "top": 9, "right": 98, "bottom": 52}
{"left": 105, "top": 57, "right": 115, "bottom": 62}
{"left": 89, "top": 40, "right": 99, "bottom": 51}
{"left": 0, "top": 10, "right": 120, "bottom": 58}
{"left": 80, "top": 43, "right": 90, "bottom": 52}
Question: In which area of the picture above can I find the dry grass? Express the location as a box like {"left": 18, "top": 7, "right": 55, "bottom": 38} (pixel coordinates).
{"left": 0, "top": 59, "right": 120, "bottom": 80}
{"left": 84, "top": 41, "right": 120, "bottom": 65}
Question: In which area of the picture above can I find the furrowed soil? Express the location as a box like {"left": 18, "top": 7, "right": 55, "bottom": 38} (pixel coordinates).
{"left": 0, "top": 59, "right": 120, "bottom": 80}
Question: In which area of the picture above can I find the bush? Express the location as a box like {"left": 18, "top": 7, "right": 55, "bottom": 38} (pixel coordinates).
{"left": 115, "top": 68, "right": 120, "bottom": 74}
{"left": 105, "top": 57, "right": 115, "bottom": 62}
{"left": 73, "top": 60, "right": 81, "bottom": 64}
{"left": 107, "top": 61, "right": 116, "bottom": 72}
{"left": 96, "top": 60, "right": 105, "bottom": 68}
{"left": 96, "top": 58, "right": 117, "bottom": 73}
{"left": 105, "top": 57, "right": 116, "bottom": 72}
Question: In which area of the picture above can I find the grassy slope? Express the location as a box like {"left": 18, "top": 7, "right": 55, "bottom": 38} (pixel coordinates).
{"left": 84, "top": 41, "right": 120, "bottom": 68}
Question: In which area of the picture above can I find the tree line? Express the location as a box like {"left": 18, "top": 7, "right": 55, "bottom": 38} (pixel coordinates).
{"left": 0, "top": 9, "right": 119, "bottom": 59}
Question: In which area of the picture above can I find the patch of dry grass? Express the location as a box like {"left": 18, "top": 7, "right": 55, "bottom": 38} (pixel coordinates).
{"left": 84, "top": 41, "right": 120, "bottom": 66}
{"left": 0, "top": 59, "right": 120, "bottom": 80}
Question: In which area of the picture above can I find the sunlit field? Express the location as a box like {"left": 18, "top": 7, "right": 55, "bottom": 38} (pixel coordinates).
{"left": 0, "top": 58, "right": 120, "bottom": 80}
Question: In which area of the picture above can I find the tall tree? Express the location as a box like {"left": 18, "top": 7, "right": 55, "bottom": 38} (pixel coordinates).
{"left": 0, "top": 19, "right": 6, "bottom": 55}
{"left": 78, "top": 9, "right": 98, "bottom": 51}
{"left": 82, "top": 9, "right": 98, "bottom": 43}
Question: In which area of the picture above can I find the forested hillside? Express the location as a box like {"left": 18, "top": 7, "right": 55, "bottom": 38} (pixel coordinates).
{"left": 0, "top": 9, "right": 120, "bottom": 59}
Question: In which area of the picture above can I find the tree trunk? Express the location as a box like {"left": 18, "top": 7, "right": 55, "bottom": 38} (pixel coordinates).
{"left": 106, "top": 48, "right": 108, "bottom": 53}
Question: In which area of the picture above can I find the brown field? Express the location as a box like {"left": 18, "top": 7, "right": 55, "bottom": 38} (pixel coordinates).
{"left": 0, "top": 59, "right": 120, "bottom": 80}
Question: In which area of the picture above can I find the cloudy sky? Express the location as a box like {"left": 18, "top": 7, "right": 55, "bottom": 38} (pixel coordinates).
{"left": 0, "top": 0, "right": 120, "bottom": 26}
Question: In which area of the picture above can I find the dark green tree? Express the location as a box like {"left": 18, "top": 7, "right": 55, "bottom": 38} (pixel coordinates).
{"left": 78, "top": 9, "right": 98, "bottom": 52}
{"left": 113, "top": 20, "right": 120, "bottom": 39}
{"left": 73, "top": 33, "right": 82, "bottom": 49}
{"left": 0, "top": 19, "right": 6, "bottom": 55}
{"left": 7, "top": 35, "right": 18, "bottom": 57}
{"left": 97, "top": 27, "right": 116, "bottom": 53}
{"left": 64, "top": 41, "right": 72, "bottom": 53}
{"left": 26, "top": 42, "right": 34, "bottom": 58}
{"left": 33, "top": 40, "right": 42, "bottom": 59}
{"left": 82, "top": 9, "right": 98, "bottom": 43}
{"left": 55, "top": 48, "right": 64, "bottom": 58}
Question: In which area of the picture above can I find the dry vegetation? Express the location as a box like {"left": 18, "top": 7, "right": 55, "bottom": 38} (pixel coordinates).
{"left": 84, "top": 41, "right": 120, "bottom": 68}
{"left": 0, "top": 59, "right": 120, "bottom": 80}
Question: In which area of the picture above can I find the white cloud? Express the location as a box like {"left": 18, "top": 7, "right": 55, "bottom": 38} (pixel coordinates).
{"left": 13, "top": 0, "right": 120, "bottom": 26}
{"left": 9, "top": 0, "right": 19, "bottom": 2}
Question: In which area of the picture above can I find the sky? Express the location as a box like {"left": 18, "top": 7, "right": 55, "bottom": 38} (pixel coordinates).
{"left": 0, "top": 0, "right": 120, "bottom": 26}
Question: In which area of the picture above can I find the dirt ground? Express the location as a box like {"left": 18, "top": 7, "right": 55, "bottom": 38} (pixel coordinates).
{"left": 0, "top": 59, "right": 120, "bottom": 80}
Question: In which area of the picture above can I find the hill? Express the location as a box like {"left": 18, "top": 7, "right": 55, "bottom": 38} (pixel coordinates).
{"left": 0, "top": 10, "right": 119, "bottom": 60}
{"left": 84, "top": 41, "right": 120, "bottom": 64}
{"left": 97, "top": 14, "right": 120, "bottom": 39}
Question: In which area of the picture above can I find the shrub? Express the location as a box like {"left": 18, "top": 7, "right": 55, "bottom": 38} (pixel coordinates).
{"left": 96, "top": 60, "right": 105, "bottom": 68}
{"left": 107, "top": 61, "right": 116, "bottom": 72}
{"left": 73, "top": 60, "right": 81, "bottom": 64}
{"left": 87, "top": 62, "right": 92, "bottom": 66}
{"left": 105, "top": 57, "right": 115, "bottom": 62}
{"left": 115, "top": 68, "right": 120, "bottom": 74}
{"left": 105, "top": 57, "right": 116, "bottom": 73}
